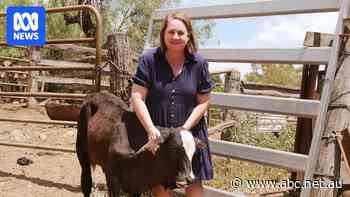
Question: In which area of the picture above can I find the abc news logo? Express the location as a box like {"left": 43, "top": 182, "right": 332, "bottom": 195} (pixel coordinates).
{"left": 13, "top": 12, "right": 39, "bottom": 39}
{"left": 6, "top": 6, "right": 45, "bottom": 46}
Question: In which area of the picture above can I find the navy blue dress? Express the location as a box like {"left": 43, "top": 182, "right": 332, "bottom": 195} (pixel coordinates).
{"left": 132, "top": 47, "right": 214, "bottom": 186}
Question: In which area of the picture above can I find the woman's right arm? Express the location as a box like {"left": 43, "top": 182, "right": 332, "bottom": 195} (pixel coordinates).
{"left": 130, "top": 84, "right": 160, "bottom": 141}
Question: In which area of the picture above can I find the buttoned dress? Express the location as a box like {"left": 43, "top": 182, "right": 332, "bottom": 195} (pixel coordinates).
{"left": 132, "top": 47, "right": 214, "bottom": 187}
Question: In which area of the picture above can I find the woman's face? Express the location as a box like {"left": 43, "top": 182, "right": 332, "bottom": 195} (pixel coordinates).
{"left": 164, "top": 18, "right": 189, "bottom": 52}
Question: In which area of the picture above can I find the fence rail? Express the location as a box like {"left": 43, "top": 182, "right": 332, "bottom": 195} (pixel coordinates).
{"left": 211, "top": 93, "right": 320, "bottom": 118}
{"left": 200, "top": 47, "right": 330, "bottom": 64}
{"left": 0, "top": 92, "right": 86, "bottom": 99}
{"left": 152, "top": 0, "right": 339, "bottom": 20}
{"left": 210, "top": 139, "right": 308, "bottom": 172}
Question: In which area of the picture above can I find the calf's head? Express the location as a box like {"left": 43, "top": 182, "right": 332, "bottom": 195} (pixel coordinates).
{"left": 164, "top": 129, "right": 206, "bottom": 187}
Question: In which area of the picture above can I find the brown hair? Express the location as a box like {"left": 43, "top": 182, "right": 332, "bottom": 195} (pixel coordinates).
{"left": 160, "top": 12, "right": 197, "bottom": 54}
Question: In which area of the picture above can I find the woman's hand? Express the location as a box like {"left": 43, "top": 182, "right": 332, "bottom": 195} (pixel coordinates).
{"left": 146, "top": 126, "right": 161, "bottom": 154}
{"left": 148, "top": 126, "right": 161, "bottom": 141}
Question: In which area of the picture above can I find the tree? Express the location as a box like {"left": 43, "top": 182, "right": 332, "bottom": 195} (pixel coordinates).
{"left": 245, "top": 63, "right": 302, "bottom": 88}
{"left": 1, "top": 0, "right": 215, "bottom": 59}
{"left": 113, "top": 0, "right": 175, "bottom": 54}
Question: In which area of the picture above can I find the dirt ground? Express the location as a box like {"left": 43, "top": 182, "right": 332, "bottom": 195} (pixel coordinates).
{"left": 0, "top": 103, "right": 107, "bottom": 197}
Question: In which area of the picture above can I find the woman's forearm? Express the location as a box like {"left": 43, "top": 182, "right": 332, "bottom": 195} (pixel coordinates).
{"left": 130, "top": 95, "right": 157, "bottom": 134}
{"left": 182, "top": 101, "right": 210, "bottom": 130}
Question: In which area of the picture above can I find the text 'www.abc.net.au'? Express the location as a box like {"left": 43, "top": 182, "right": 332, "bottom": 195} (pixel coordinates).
{"left": 231, "top": 177, "right": 343, "bottom": 189}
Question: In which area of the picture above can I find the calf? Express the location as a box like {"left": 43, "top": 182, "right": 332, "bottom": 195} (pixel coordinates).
{"left": 76, "top": 91, "right": 201, "bottom": 197}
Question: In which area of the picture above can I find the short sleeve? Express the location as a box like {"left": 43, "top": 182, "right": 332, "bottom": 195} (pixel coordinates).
{"left": 132, "top": 56, "right": 152, "bottom": 89}
{"left": 197, "top": 60, "right": 215, "bottom": 94}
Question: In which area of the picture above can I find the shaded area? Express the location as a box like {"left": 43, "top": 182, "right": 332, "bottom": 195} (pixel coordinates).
{"left": 0, "top": 170, "right": 80, "bottom": 193}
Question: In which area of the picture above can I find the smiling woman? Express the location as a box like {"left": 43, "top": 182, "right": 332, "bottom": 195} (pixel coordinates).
{"left": 131, "top": 12, "right": 214, "bottom": 197}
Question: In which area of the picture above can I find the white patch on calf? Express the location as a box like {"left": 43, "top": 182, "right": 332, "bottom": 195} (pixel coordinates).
{"left": 180, "top": 130, "right": 196, "bottom": 179}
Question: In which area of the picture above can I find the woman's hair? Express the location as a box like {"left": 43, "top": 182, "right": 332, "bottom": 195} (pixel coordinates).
{"left": 160, "top": 12, "right": 197, "bottom": 54}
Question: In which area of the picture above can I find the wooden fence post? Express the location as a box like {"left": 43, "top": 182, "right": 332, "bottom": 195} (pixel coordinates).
{"left": 292, "top": 32, "right": 321, "bottom": 181}
{"left": 28, "top": 46, "right": 40, "bottom": 105}
{"left": 222, "top": 70, "right": 240, "bottom": 120}
{"left": 311, "top": 30, "right": 350, "bottom": 196}
{"left": 106, "top": 33, "right": 132, "bottom": 98}
{"left": 220, "top": 69, "right": 240, "bottom": 141}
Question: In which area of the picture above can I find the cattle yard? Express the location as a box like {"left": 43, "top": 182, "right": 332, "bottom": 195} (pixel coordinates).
{"left": 0, "top": 103, "right": 104, "bottom": 197}
{"left": 1, "top": 0, "right": 350, "bottom": 197}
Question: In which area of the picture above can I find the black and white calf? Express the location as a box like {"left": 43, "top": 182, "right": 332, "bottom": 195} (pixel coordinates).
{"left": 76, "top": 91, "right": 204, "bottom": 197}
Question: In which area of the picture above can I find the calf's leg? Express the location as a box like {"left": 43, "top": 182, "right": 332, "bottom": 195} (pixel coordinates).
{"left": 77, "top": 104, "right": 93, "bottom": 197}
{"left": 130, "top": 193, "right": 141, "bottom": 197}
{"left": 105, "top": 167, "right": 121, "bottom": 197}
{"left": 106, "top": 174, "right": 121, "bottom": 197}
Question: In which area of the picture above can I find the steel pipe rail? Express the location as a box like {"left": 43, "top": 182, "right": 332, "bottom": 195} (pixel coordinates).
{"left": 0, "top": 141, "right": 75, "bottom": 153}
{"left": 0, "top": 66, "right": 94, "bottom": 71}
{"left": 0, "top": 117, "right": 76, "bottom": 126}
{"left": 0, "top": 5, "right": 102, "bottom": 91}
{"left": 0, "top": 92, "right": 86, "bottom": 99}
{"left": 0, "top": 82, "right": 27, "bottom": 87}
{"left": 45, "top": 5, "right": 102, "bottom": 92}
{"left": 1, "top": 38, "right": 95, "bottom": 45}
{"left": 45, "top": 38, "right": 96, "bottom": 44}
{"left": 0, "top": 56, "right": 30, "bottom": 63}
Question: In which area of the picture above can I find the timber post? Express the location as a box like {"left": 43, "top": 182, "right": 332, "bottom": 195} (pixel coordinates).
{"left": 222, "top": 70, "right": 240, "bottom": 121}
{"left": 106, "top": 33, "right": 132, "bottom": 100}
{"left": 28, "top": 46, "right": 40, "bottom": 105}
{"left": 220, "top": 70, "right": 240, "bottom": 141}
{"left": 292, "top": 32, "right": 321, "bottom": 181}
{"left": 311, "top": 21, "right": 350, "bottom": 196}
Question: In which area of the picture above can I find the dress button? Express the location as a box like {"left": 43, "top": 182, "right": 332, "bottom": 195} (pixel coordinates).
{"left": 172, "top": 89, "right": 175, "bottom": 93}
{"left": 171, "top": 102, "right": 174, "bottom": 104}
{"left": 170, "top": 114, "right": 174, "bottom": 118}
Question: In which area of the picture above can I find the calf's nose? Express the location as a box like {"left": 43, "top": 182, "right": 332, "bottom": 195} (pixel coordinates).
{"left": 186, "top": 176, "right": 195, "bottom": 185}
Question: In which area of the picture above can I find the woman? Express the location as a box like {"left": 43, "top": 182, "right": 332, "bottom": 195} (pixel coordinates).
{"left": 130, "top": 12, "right": 214, "bottom": 197}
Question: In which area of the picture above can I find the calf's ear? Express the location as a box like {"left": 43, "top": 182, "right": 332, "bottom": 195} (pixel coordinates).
{"left": 194, "top": 138, "right": 207, "bottom": 149}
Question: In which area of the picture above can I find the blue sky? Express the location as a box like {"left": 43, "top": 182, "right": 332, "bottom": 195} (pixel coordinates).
{"left": 164, "top": 0, "right": 338, "bottom": 79}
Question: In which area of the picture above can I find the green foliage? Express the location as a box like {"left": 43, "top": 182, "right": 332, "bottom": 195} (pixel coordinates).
{"left": 0, "top": 0, "right": 43, "bottom": 8}
{"left": 211, "top": 74, "right": 221, "bottom": 83}
{"left": 230, "top": 118, "right": 295, "bottom": 151}
{"left": 46, "top": 2, "right": 81, "bottom": 40}
{"left": 208, "top": 156, "right": 290, "bottom": 194}
{"left": 245, "top": 63, "right": 302, "bottom": 88}
{"left": 212, "top": 85, "right": 224, "bottom": 93}
{"left": 104, "top": 0, "right": 177, "bottom": 54}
